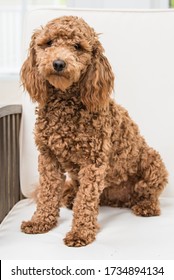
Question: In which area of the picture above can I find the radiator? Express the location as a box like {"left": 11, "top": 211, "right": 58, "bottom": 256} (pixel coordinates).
{"left": 0, "top": 105, "right": 22, "bottom": 222}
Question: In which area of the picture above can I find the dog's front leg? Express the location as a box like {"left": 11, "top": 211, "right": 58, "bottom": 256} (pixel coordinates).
{"left": 64, "top": 163, "right": 106, "bottom": 247}
{"left": 21, "top": 152, "right": 65, "bottom": 234}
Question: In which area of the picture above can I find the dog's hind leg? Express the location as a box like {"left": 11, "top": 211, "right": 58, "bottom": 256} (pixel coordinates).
{"left": 100, "top": 183, "right": 133, "bottom": 208}
{"left": 131, "top": 148, "right": 168, "bottom": 217}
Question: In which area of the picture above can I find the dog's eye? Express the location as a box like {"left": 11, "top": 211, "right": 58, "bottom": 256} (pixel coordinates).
{"left": 74, "top": 43, "right": 82, "bottom": 51}
{"left": 46, "top": 40, "right": 53, "bottom": 47}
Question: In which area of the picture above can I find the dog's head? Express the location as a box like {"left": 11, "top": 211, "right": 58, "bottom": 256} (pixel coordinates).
{"left": 21, "top": 16, "right": 114, "bottom": 111}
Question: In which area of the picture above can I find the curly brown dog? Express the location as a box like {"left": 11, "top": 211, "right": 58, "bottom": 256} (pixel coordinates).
{"left": 21, "top": 16, "right": 168, "bottom": 247}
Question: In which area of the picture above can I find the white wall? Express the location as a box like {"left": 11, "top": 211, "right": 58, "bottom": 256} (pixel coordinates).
{"left": 67, "top": 0, "right": 169, "bottom": 9}
{"left": 0, "top": 76, "right": 22, "bottom": 105}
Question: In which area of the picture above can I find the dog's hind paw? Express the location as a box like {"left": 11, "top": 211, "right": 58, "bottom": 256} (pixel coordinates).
{"left": 131, "top": 199, "right": 161, "bottom": 217}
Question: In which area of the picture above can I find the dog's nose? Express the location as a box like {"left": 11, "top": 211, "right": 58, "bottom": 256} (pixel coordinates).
{"left": 53, "top": 60, "right": 66, "bottom": 72}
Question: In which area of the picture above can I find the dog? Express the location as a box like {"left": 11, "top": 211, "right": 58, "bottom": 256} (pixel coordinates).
{"left": 21, "top": 16, "right": 168, "bottom": 247}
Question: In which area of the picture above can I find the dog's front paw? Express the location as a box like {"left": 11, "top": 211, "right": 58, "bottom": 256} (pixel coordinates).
{"left": 21, "top": 219, "right": 57, "bottom": 234}
{"left": 64, "top": 230, "right": 96, "bottom": 247}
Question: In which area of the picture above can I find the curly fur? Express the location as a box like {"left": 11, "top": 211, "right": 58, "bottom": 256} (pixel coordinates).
{"left": 21, "top": 16, "right": 168, "bottom": 247}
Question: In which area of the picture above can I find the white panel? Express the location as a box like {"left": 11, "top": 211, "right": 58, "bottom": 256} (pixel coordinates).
{"left": 21, "top": 9, "right": 174, "bottom": 198}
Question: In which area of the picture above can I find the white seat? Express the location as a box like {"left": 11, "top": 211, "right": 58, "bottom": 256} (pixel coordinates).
{"left": 0, "top": 8, "right": 174, "bottom": 259}
{"left": 0, "top": 197, "right": 174, "bottom": 259}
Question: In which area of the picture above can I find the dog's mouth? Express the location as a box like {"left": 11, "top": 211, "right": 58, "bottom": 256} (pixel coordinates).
{"left": 47, "top": 72, "right": 73, "bottom": 92}
{"left": 51, "top": 71, "right": 69, "bottom": 78}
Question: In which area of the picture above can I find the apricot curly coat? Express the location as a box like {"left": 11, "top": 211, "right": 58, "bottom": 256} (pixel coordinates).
{"left": 21, "top": 16, "right": 168, "bottom": 247}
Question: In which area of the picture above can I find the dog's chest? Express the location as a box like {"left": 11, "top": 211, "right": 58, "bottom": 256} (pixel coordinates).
{"left": 35, "top": 99, "right": 103, "bottom": 164}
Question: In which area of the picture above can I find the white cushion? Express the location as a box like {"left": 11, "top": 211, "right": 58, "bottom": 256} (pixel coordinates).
{"left": 0, "top": 198, "right": 173, "bottom": 259}
{"left": 1, "top": 8, "right": 174, "bottom": 259}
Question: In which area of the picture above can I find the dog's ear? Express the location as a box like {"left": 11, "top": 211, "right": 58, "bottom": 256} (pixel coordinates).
{"left": 20, "top": 30, "right": 48, "bottom": 105}
{"left": 80, "top": 41, "right": 114, "bottom": 112}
